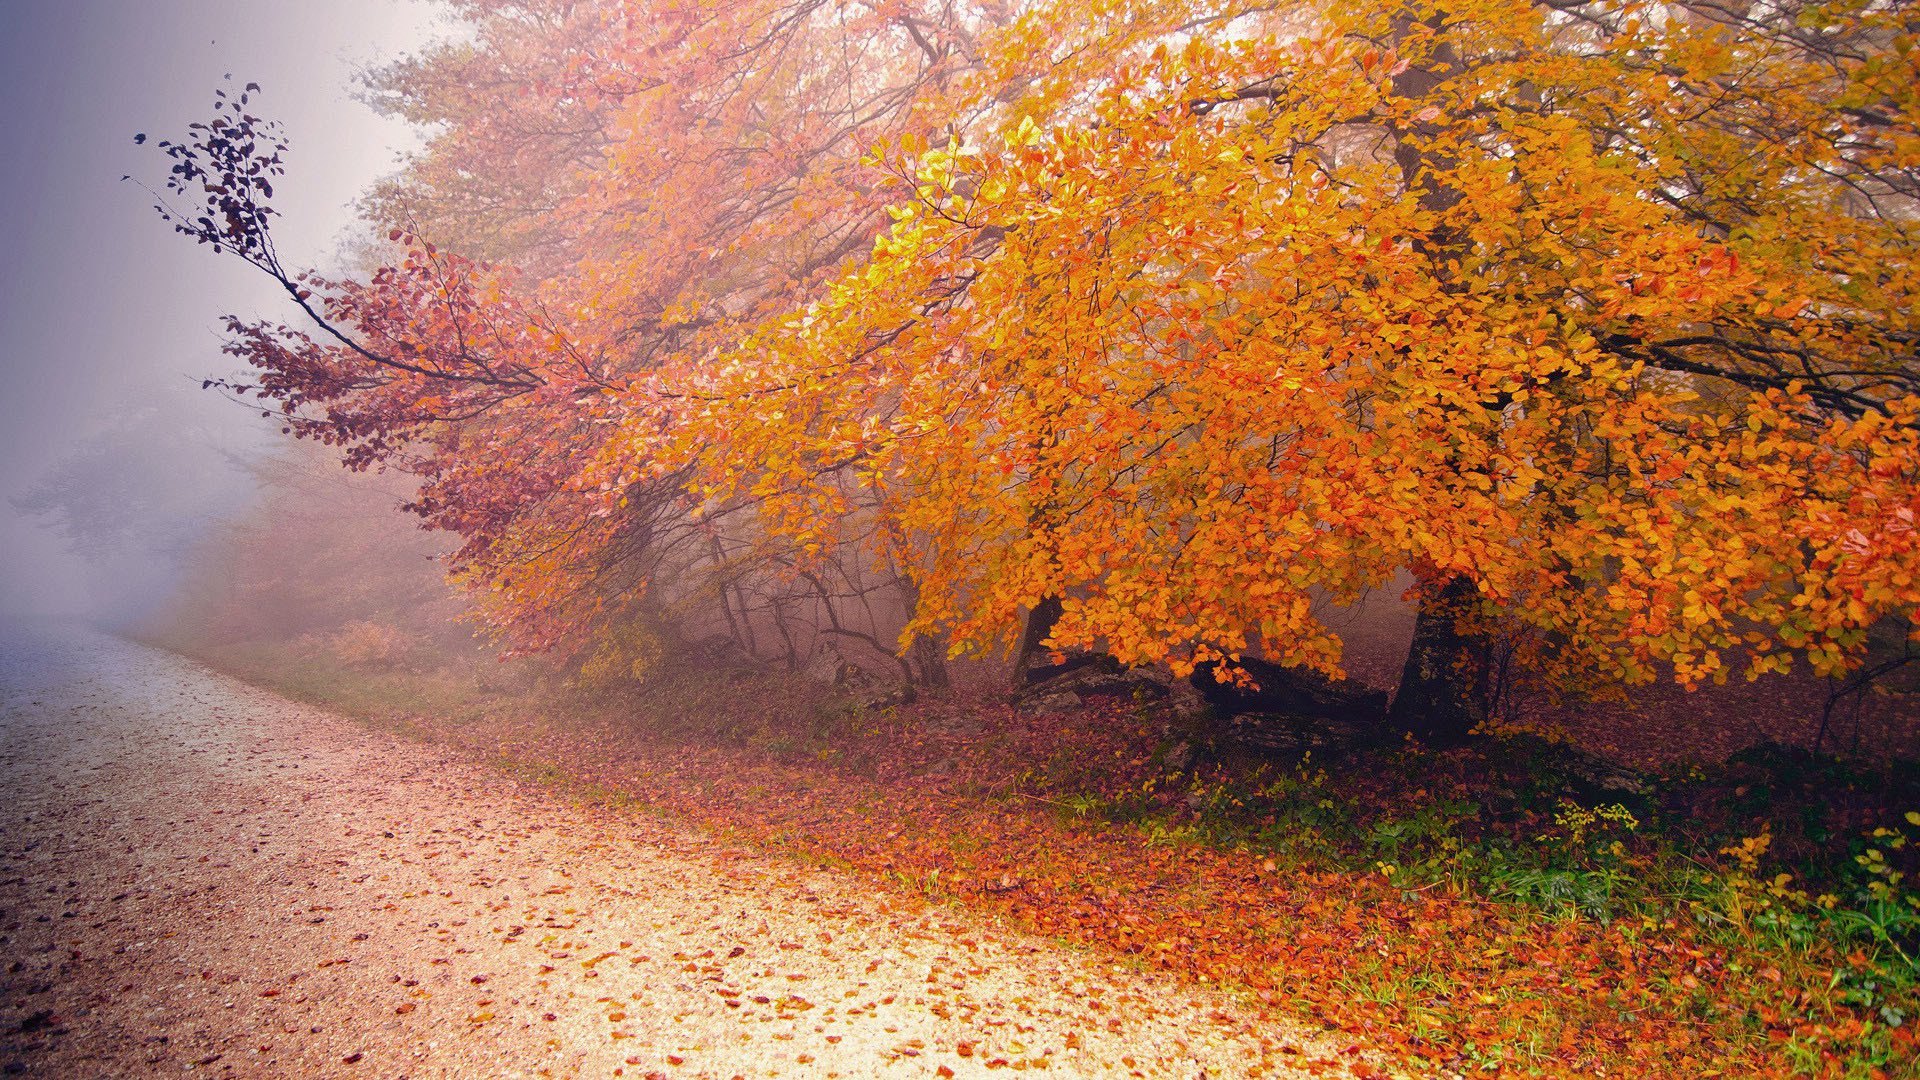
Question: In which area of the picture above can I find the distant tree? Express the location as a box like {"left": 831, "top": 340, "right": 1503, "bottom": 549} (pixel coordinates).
{"left": 154, "top": 441, "right": 462, "bottom": 649}
{"left": 12, "top": 403, "right": 258, "bottom": 619}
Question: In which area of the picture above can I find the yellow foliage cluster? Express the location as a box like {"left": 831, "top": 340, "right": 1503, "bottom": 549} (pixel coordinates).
{"left": 621, "top": 0, "right": 1920, "bottom": 688}
{"left": 576, "top": 620, "right": 667, "bottom": 688}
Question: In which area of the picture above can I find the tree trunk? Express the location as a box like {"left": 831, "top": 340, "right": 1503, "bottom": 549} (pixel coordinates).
{"left": 1387, "top": 575, "right": 1484, "bottom": 745}
{"left": 910, "top": 632, "right": 951, "bottom": 690}
{"left": 1374, "top": 14, "right": 1486, "bottom": 746}
{"left": 1011, "top": 596, "right": 1066, "bottom": 692}
{"left": 1010, "top": 597, "right": 1122, "bottom": 698}
{"left": 890, "top": 573, "right": 950, "bottom": 691}
{"left": 1191, "top": 656, "right": 1388, "bottom": 723}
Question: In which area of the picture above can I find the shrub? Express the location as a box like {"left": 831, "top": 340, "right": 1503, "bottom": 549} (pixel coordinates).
{"left": 328, "top": 620, "right": 418, "bottom": 670}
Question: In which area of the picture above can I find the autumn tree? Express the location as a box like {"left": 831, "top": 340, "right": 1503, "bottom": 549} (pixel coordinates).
{"left": 12, "top": 401, "right": 261, "bottom": 621}
{"left": 158, "top": 0, "right": 1919, "bottom": 738}
{"left": 639, "top": 0, "right": 1920, "bottom": 737}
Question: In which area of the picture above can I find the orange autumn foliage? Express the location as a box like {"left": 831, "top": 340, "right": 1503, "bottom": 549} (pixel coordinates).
{"left": 165, "top": 0, "right": 1920, "bottom": 697}
{"left": 641, "top": 0, "right": 1920, "bottom": 688}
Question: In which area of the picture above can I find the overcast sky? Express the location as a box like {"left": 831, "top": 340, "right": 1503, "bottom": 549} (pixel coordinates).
{"left": 0, "top": 0, "right": 448, "bottom": 616}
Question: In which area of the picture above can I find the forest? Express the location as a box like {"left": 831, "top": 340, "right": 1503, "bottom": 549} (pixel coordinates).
{"left": 103, "top": 0, "right": 1920, "bottom": 1075}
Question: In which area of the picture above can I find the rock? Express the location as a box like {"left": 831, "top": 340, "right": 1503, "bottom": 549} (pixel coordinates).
{"left": 802, "top": 644, "right": 846, "bottom": 685}
{"left": 1162, "top": 740, "right": 1196, "bottom": 772}
{"left": 1014, "top": 657, "right": 1170, "bottom": 706}
{"left": 1015, "top": 645, "right": 1118, "bottom": 689}
{"left": 1165, "top": 683, "right": 1211, "bottom": 725}
{"left": 1072, "top": 671, "right": 1171, "bottom": 700}
{"left": 1596, "top": 772, "right": 1650, "bottom": 796}
{"left": 1489, "top": 732, "right": 1653, "bottom": 804}
{"left": 803, "top": 642, "right": 876, "bottom": 691}
{"left": 1029, "top": 690, "right": 1082, "bottom": 714}
{"left": 1558, "top": 753, "right": 1651, "bottom": 798}
{"left": 1219, "top": 710, "right": 1379, "bottom": 755}
{"left": 854, "top": 684, "right": 912, "bottom": 711}
{"left": 685, "top": 633, "right": 756, "bottom": 670}
{"left": 803, "top": 642, "right": 910, "bottom": 708}
{"left": 1130, "top": 666, "right": 1178, "bottom": 689}
{"left": 1193, "top": 657, "right": 1388, "bottom": 758}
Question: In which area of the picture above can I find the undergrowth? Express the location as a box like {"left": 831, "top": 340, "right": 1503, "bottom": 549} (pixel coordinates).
{"left": 1065, "top": 741, "right": 1920, "bottom": 1039}
{"left": 164, "top": 636, "right": 1920, "bottom": 1079}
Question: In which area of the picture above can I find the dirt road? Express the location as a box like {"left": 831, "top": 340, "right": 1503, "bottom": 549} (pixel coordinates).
{"left": 0, "top": 625, "right": 1326, "bottom": 1079}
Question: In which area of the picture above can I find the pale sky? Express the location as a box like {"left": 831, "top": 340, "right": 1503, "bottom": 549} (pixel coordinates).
{"left": 0, "top": 0, "right": 449, "bottom": 615}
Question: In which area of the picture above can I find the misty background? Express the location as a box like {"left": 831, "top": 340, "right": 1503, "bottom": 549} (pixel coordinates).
{"left": 0, "top": 0, "right": 446, "bottom": 621}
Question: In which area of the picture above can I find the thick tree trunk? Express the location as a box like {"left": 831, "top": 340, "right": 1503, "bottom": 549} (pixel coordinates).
{"left": 1011, "top": 595, "right": 1123, "bottom": 693}
{"left": 1386, "top": 575, "right": 1485, "bottom": 745}
{"left": 1373, "top": 13, "right": 1487, "bottom": 746}
{"left": 910, "top": 633, "right": 951, "bottom": 690}
{"left": 1191, "top": 657, "right": 1388, "bottom": 724}
{"left": 1010, "top": 596, "right": 1123, "bottom": 700}
{"left": 891, "top": 573, "right": 949, "bottom": 690}
{"left": 1011, "top": 596, "right": 1066, "bottom": 692}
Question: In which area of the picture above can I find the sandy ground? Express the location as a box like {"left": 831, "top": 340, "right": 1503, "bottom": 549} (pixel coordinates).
{"left": 0, "top": 624, "right": 1336, "bottom": 1079}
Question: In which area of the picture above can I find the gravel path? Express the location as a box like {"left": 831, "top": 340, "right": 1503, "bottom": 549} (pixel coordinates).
{"left": 0, "top": 625, "right": 1328, "bottom": 1079}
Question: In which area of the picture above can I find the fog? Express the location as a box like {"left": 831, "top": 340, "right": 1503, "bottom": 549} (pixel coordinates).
{"left": 0, "top": 0, "right": 445, "bottom": 622}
